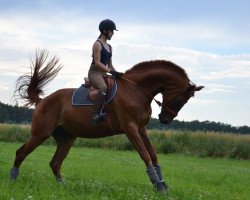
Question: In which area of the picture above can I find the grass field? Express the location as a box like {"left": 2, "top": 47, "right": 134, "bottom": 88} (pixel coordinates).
{"left": 0, "top": 142, "right": 249, "bottom": 200}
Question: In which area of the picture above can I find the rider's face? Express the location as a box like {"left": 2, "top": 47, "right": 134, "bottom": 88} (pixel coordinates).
{"left": 107, "top": 30, "right": 114, "bottom": 40}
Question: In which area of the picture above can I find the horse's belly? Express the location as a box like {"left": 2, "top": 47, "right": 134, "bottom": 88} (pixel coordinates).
{"left": 62, "top": 118, "right": 120, "bottom": 138}
{"left": 77, "top": 127, "right": 121, "bottom": 138}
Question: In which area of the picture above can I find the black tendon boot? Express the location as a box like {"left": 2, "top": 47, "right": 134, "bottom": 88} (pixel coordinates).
{"left": 92, "top": 91, "right": 107, "bottom": 124}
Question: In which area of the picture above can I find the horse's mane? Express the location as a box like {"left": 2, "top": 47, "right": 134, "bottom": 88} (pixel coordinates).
{"left": 125, "top": 60, "right": 189, "bottom": 80}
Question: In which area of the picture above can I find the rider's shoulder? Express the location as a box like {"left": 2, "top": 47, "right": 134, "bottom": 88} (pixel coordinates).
{"left": 93, "top": 41, "right": 102, "bottom": 50}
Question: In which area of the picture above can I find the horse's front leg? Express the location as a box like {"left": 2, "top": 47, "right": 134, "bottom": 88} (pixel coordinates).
{"left": 139, "top": 126, "right": 168, "bottom": 190}
{"left": 124, "top": 122, "right": 167, "bottom": 192}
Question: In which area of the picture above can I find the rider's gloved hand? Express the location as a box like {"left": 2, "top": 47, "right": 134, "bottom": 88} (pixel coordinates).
{"left": 110, "top": 70, "right": 124, "bottom": 78}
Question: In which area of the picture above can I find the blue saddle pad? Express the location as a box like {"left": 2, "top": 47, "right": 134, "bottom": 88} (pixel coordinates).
{"left": 72, "top": 79, "right": 117, "bottom": 106}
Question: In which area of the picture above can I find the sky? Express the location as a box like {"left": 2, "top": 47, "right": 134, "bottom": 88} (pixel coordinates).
{"left": 0, "top": 0, "right": 250, "bottom": 126}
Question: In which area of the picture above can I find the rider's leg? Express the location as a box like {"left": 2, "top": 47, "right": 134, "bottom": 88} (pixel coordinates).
{"left": 88, "top": 74, "right": 108, "bottom": 124}
{"left": 92, "top": 91, "right": 107, "bottom": 123}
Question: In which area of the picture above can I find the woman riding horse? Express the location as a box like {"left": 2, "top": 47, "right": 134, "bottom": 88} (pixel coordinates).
{"left": 11, "top": 50, "right": 203, "bottom": 193}
{"left": 88, "top": 19, "right": 123, "bottom": 124}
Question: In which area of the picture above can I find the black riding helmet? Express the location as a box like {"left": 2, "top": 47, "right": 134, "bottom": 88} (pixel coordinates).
{"left": 99, "top": 19, "right": 118, "bottom": 33}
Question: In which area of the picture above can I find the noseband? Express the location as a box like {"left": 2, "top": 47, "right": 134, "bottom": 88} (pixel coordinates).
{"left": 161, "top": 86, "right": 187, "bottom": 117}
{"left": 165, "top": 103, "right": 178, "bottom": 117}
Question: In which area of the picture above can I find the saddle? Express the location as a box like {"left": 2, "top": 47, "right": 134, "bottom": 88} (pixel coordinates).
{"left": 72, "top": 76, "right": 117, "bottom": 106}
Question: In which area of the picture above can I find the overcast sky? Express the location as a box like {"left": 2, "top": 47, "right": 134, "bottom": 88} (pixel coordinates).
{"left": 0, "top": 0, "right": 250, "bottom": 126}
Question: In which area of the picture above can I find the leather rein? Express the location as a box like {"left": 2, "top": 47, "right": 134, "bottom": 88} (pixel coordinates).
{"left": 121, "top": 76, "right": 162, "bottom": 106}
{"left": 120, "top": 76, "right": 186, "bottom": 116}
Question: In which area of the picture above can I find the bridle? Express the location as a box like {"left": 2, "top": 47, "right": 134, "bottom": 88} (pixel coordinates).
{"left": 121, "top": 76, "right": 162, "bottom": 106}
{"left": 121, "top": 76, "right": 188, "bottom": 117}
{"left": 161, "top": 88, "right": 186, "bottom": 117}
{"left": 161, "top": 85, "right": 190, "bottom": 117}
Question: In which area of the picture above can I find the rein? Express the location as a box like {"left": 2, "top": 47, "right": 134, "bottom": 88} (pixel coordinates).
{"left": 121, "top": 76, "right": 162, "bottom": 107}
{"left": 121, "top": 76, "right": 188, "bottom": 117}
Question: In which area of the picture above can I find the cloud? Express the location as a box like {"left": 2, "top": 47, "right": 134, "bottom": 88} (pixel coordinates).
{"left": 113, "top": 43, "right": 250, "bottom": 83}
{"left": 0, "top": 82, "right": 9, "bottom": 91}
{"left": 195, "top": 53, "right": 250, "bottom": 80}
{"left": 188, "top": 97, "right": 219, "bottom": 105}
{"left": 0, "top": 13, "right": 99, "bottom": 80}
{"left": 116, "top": 20, "right": 250, "bottom": 50}
{"left": 1, "top": 12, "right": 250, "bottom": 82}
{"left": 203, "top": 84, "right": 235, "bottom": 94}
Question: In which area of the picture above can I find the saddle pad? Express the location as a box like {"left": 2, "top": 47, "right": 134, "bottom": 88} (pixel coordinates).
{"left": 72, "top": 79, "right": 117, "bottom": 106}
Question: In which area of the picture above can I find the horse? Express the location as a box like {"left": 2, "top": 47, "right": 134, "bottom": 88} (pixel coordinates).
{"left": 10, "top": 50, "right": 203, "bottom": 192}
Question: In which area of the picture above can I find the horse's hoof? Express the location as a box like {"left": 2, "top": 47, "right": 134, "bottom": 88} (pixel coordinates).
{"left": 10, "top": 167, "right": 19, "bottom": 180}
{"left": 56, "top": 176, "right": 64, "bottom": 183}
{"left": 160, "top": 180, "right": 168, "bottom": 190}
{"left": 154, "top": 181, "right": 168, "bottom": 193}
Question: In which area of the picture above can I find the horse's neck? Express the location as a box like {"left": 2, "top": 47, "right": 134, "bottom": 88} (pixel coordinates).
{"left": 125, "top": 68, "right": 184, "bottom": 96}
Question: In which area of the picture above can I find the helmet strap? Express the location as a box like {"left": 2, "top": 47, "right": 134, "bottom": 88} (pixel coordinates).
{"left": 100, "top": 29, "right": 110, "bottom": 40}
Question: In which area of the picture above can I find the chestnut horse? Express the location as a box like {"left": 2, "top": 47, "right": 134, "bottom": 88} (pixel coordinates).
{"left": 10, "top": 50, "right": 203, "bottom": 192}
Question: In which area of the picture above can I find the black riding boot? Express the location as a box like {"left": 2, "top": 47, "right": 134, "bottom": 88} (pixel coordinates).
{"left": 92, "top": 91, "right": 107, "bottom": 124}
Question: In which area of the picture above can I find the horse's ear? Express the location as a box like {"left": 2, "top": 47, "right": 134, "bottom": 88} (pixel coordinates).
{"left": 195, "top": 86, "right": 204, "bottom": 91}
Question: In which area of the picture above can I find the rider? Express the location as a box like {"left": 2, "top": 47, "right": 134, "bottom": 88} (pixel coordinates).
{"left": 88, "top": 19, "right": 123, "bottom": 124}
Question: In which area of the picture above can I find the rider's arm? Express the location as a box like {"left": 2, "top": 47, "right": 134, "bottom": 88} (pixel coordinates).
{"left": 108, "top": 58, "right": 116, "bottom": 71}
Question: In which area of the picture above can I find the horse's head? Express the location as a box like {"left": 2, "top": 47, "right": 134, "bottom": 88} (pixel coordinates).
{"left": 158, "top": 84, "right": 204, "bottom": 125}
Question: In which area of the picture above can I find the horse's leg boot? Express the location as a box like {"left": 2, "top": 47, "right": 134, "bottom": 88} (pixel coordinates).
{"left": 92, "top": 91, "right": 107, "bottom": 124}
{"left": 10, "top": 167, "right": 19, "bottom": 180}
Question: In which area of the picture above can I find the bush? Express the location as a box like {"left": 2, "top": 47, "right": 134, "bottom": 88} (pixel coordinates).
{"left": 0, "top": 124, "right": 30, "bottom": 143}
{"left": 0, "top": 124, "right": 250, "bottom": 159}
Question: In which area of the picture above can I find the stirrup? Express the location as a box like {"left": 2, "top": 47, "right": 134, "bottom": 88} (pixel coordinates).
{"left": 92, "top": 109, "right": 107, "bottom": 124}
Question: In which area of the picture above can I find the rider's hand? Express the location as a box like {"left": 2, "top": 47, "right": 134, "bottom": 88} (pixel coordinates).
{"left": 110, "top": 70, "right": 124, "bottom": 78}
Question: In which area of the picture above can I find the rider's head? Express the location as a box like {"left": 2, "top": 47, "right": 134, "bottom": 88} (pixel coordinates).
{"left": 99, "top": 19, "right": 118, "bottom": 40}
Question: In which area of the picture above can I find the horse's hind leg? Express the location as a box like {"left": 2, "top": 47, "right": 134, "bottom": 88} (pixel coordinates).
{"left": 49, "top": 126, "right": 76, "bottom": 182}
{"left": 10, "top": 133, "right": 50, "bottom": 180}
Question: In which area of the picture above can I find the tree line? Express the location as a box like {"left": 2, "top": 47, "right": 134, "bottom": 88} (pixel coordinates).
{"left": 0, "top": 102, "right": 33, "bottom": 124}
{"left": 147, "top": 118, "right": 250, "bottom": 134}
{"left": 0, "top": 101, "right": 249, "bottom": 134}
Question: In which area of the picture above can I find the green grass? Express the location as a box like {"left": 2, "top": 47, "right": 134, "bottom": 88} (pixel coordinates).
{"left": 1, "top": 142, "right": 249, "bottom": 200}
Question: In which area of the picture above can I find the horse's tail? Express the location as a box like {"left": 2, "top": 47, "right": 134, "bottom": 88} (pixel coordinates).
{"left": 14, "top": 49, "right": 62, "bottom": 107}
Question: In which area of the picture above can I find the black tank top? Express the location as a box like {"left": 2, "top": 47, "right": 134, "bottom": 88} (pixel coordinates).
{"left": 92, "top": 40, "right": 112, "bottom": 66}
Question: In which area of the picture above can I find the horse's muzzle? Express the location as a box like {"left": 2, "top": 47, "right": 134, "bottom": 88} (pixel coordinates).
{"left": 158, "top": 112, "right": 173, "bottom": 125}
